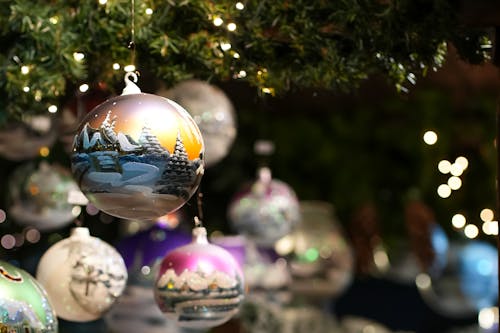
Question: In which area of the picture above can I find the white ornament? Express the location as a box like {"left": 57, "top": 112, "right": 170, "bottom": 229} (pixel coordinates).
{"left": 36, "top": 227, "right": 127, "bottom": 322}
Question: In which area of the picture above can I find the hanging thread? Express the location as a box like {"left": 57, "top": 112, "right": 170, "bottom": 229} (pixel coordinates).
{"left": 128, "top": 0, "right": 136, "bottom": 67}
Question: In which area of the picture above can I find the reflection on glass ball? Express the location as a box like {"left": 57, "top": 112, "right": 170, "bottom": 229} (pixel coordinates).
{"left": 278, "top": 201, "right": 354, "bottom": 298}
{"left": 8, "top": 161, "right": 88, "bottom": 231}
{"left": 71, "top": 92, "right": 205, "bottom": 220}
{"left": 0, "top": 115, "right": 56, "bottom": 161}
{"left": 163, "top": 80, "right": 237, "bottom": 167}
{"left": 154, "top": 227, "right": 244, "bottom": 329}
{"left": 0, "top": 260, "right": 58, "bottom": 332}
{"left": 228, "top": 167, "right": 300, "bottom": 246}
{"left": 36, "top": 228, "right": 128, "bottom": 322}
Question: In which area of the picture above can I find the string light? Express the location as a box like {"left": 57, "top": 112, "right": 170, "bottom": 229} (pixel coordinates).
{"left": 21, "top": 66, "right": 30, "bottom": 75}
{"left": 79, "top": 84, "right": 89, "bottom": 93}
{"left": 25, "top": 228, "right": 41, "bottom": 244}
{"left": 236, "top": 70, "right": 247, "bottom": 78}
{"left": 213, "top": 16, "right": 223, "bottom": 26}
{"left": 220, "top": 42, "right": 232, "bottom": 51}
{"left": 39, "top": 146, "right": 50, "bottom": 157}
{"left": 423, "top": 130, "right": 438, "bottom": 145}
{"left": 124, "top": 64, "right": 136, "bottom": 72}
{"left": 113, "top": 63, "right": 121, "bottom": 70}
{"left": 235, "top": 2, "right": 245, "bottom": 10}
{"left": 49, "top": 16, "right": 59, "bottom": 24}
{"left": 227, "top": 23, "right": 237, "bottom": 31}
{"left": 233, "top": 52, "right": 240, "bottom": 59}
{"left": 480, "top": 208, "right": 494, "bottom": 222}
{"left": 482, "top": 221, "right": 498, "bottom": 235}
{"left": 261, "top": 87, "right": 275, "bottom": 95}
{"left": 48, "top": 105, "right": 58, "bottom": 113}
{"left": 1, "top": 234, "right": 15, "bottom": 249}
{"left": 73, "top": 52, "right": 85, "bottom": 62}
{"left": 98, "top": 0, "right": 107, "bottom": 4}
{"left": 478, "top": 307, "right": 498, "bottom": 330}
{"left": 438, "top": 160, "right": 451, "bottom": 174}
{"left": 449, "top": 163, "right": 464, "bottom": 176}
{"left": 447, "top": 176, "right": 462, "bottom": 190}
{"left": 455, "top": 156, "right": 468, "bottom": 170}
{"left": 451, "top": 213, "right": 466, "bottom": 228}
{"left": 145, "top": 8, "right": 153, "bottom": 15}
{"left": 23, "top": 86, "right": 30, "bottom": 92}
{"left": 0, "top": 209, "right": 6, "bottom": 223}
{"left": 437, "top": 184, "right": 451, "bottom": 198}
{"left": 464, "top": 224, "right": 479, "bottom": 239}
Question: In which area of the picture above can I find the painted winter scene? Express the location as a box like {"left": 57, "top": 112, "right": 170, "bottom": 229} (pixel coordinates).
{"left": 71, "top": 95, "right": 205, "bottom": 220}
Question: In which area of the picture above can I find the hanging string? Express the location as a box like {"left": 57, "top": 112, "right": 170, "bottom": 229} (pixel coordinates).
{"left": 128, "top": 0, "right": 136, "bottom": 67}
{"left": 193, "top": 188, "right": 204, "bottom": 228}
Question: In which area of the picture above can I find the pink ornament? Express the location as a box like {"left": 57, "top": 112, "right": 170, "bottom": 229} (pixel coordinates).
{"left": 154, "top": 226, "right": 244, "bottom": 329}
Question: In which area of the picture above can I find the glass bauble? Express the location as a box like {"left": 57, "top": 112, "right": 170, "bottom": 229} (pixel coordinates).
{"left": 278, "top": 201, "right": 354, "bottom": 298}
{"left": 36, "top": 228, "right": 127, "bottom": 322}
{"left": 0, "top": 115, "right": 56, "bottom": 161}
{"left": 0, "top": 260, "right": 58, "bottom": 332}
{"left": 8, "top": 161, "right": 88, "bottom": 231}
{"left": 71, "top": 90, "right": 205, "bottom": 220}
{"left": 154, "top": 227, "right": 244, "bottom": 329}
{"left": 163, "top": 79, "right": 236, "bottom": 167}
{"left": 228, "top": 167, "right": 300, "bottom": 246}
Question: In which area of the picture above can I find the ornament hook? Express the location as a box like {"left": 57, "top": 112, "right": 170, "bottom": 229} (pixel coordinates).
{"left": 122, "top": 72, "right": 141, "bottom": 95}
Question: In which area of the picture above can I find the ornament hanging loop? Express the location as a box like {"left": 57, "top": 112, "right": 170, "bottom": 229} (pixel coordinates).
{"left": 122, "top": 72, "right": 141, "bottom": 95}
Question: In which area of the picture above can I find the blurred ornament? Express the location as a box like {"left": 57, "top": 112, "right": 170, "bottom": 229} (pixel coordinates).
{"left": 0, "top": 260, "right": 58, "bottom": 332}
{"left": 458, "top": 241, "right": 498, "bottom": 310}
{"left": 279, "top": 201, "right": 354, "bottom": 298}
{"left": 71, "top": 73, "right": 204, "bottom": 221}
{"left": 154, "top": 224, "right": 244, "bottom": 329}
{"left": 228, "top": 167, "right": 300, "bottom": 246}
{"left": 36, "top": 227, "right": 127, "bottom": 322}
{"left": 416, "top": 241, "right": 497, "bottom": 318}
{"left": 0, "top": 115, "right": 56, "bottom": 161}
{"left": 163, "top": 79, "right": 237, "bottom": 167}
{"left": 8, "top": 161, "right": 88, "bottom": 231}
{"left": 106, "top": 224, "right": 191, "bottom": 333}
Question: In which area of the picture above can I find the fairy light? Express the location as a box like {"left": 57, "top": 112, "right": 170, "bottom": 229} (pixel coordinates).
{"left": 79, "top": 84, "right": 89, "bottom": 93}
{"left": 25, "top": 228, "right": 41, "bottom": 244}
{"left": 437, "top": 184, "right": 451, "bottom": 198}
{"left": 455, "top": 156, "right": 468, "bottom": 170}
{"left": 124, "top": 64, "right": 136, "bottom": 72}
{"left": 235, "top": 2, "right": 244, "bottom": 10}
{"left": 48, "top": 105, "right": 58, "bottom": 113}
{"left": 438, "top": 160, "right": 451, "bottom": 174}
{"left": 1, "top": 234, "right": 15, "bottom": 249}
{"left": 73, "top": 52, "right": 85, "bottom": 62}
{"left": 220, "top": 42, "right": 232, "bottom": 51}
{"left": 98, "top": 0, "right": 107, "bottom": 4}
{"left": 261, "top": 87, "right": 275, "bottom": 95}
{"left": 23, "top": 86, "right": 30, "bottom": 92}
{"left": 447, "top": 176, "right": 462, "bottom": 190}
{"left": 480, "top": 208, "right": 494, "bottom": 222}
{"left": 145, "top": 8, "right": 153, "bottom": 15}
{"left": 113, "top": 63, "right": 121, "bottom": 70}
{"left": 49, "top": 16, "right": 59, "bottom": 24}
{"left": 233, "top": 52, "right": 240, "bottom": 59}
{"left": 449, "top": 163, "right": 464, "bottom": 176}
{"left": 451, "top": 213, "right": 466, "bottom": 228}
{"left": 415, "top": 273, "right": 431, "bottom": 289}
{"left": 238, "top": 70, "right": 247, "bottom": 78}
{"left": 227, "top": 22, "right": 237, "bottom": 31}
{"left": 423, "top": 130, "right": 438, "bottom": 145}
{"left": 213, "top": 16, "right": 223, "bottom": 26}
{"left": 39, "top": 146, "right": 50, "bottom": 157}
{"left": 464, "top": 224, "right": 479, "bottom": 239}
{"left": 21, "top": 66, "right": 30, "bottom": 75}
{"left": 478, "top": 307, "right": 498, "bottom": 330}
{"left": 0, "top": 209, "right": 5, "bottom": 224}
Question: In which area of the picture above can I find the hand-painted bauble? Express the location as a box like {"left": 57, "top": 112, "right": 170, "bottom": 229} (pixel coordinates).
{"left": 278, "top": 201, "right": 354, "bottom": 297}
{"left": 0, "top": 260, "right": 58, "bottom": 332}
{"left": 228, "top": 167, "right": 300, "bottom": 246}
{"left": 0, "top": 115, "right": 56, "bottom": 161}
{"left": 71, "top": 76, "right": 205, "bottom": 220}
{"left": 163, "top": 79, "right": 236, "bottom": 167}
{"left": 8, "top": 161, "right": 88, "bottom": 231}
{"left": 36, "top": 227, "right": 127, "bottom": 322}
{"left": 154, "top": 227, "right": 244, "bottom": 329}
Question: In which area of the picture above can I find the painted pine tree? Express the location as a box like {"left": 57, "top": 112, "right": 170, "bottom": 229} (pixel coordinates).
{"left": 155, "top": 132, "right": 195, "bottom": 198}
{"left": 100, "top": 111, "right": 118, "bottom": 143}
{"left": 138, "top": 125, "right": 167, "bottom": 154}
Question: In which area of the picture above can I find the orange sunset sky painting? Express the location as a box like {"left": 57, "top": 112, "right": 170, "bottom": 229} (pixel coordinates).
{"left": 84, "top": 95, "right": 204, "bottom": 160}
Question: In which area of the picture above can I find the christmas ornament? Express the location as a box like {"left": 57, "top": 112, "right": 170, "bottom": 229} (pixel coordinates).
{"left": 0, "top": 260, "right": 58, "bottom": 332}
{"left": 36, "top": 227, "right": 127, "bottom": 322}
{"left": 71, "top": 73, "right": 205, "bottom": 221}
{"left": 8, "top": 161, "right": 88, "bottom": 231}
{"left": 278, "top": 201, "right": 354, "bottom": 297}
{"left": 228, "top": 167, "right": 300, "bottom": 246}
{"left": 0, "top": 115, "right": 56, "bottom": 161}
{"left": 458, "top": 241, "right": 498, "bottom": 310}
{"left": 154, "top": 222, "right": 244, "bottom": 329}
{"left": 163, "top": 79, "right": 237, "bottom": 167}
